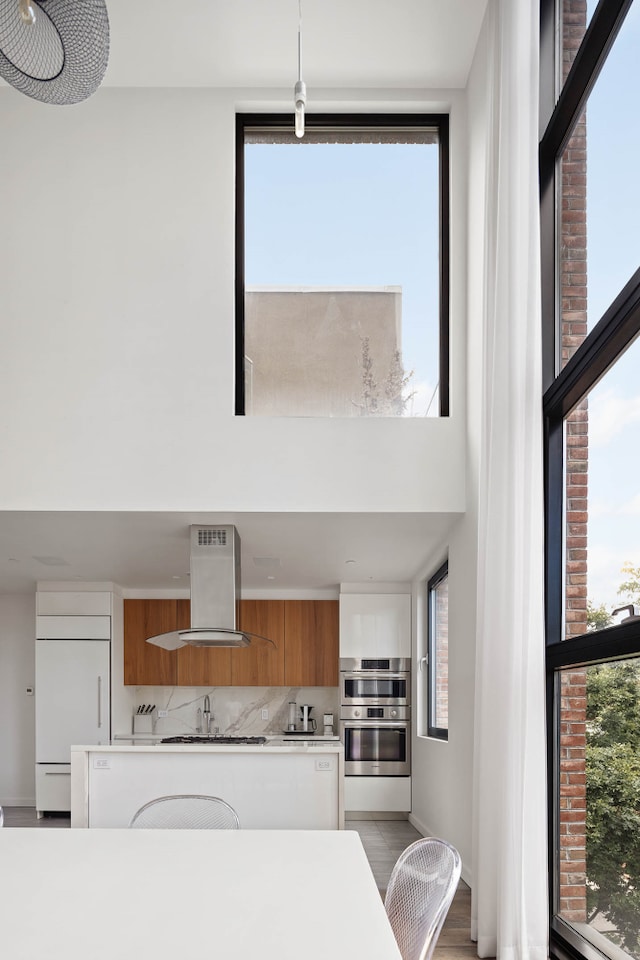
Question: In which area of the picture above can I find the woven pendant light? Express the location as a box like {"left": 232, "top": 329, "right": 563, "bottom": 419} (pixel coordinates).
{"left": 0, "top": 0, "right": 109, "bottom": 105}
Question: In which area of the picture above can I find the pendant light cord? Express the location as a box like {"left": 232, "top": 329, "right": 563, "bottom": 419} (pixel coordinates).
{"left": 294, "top": 0, "right": 306, "bottom": 138}
{"left": 297, "top": 0, "right": 302, "bottom": 83}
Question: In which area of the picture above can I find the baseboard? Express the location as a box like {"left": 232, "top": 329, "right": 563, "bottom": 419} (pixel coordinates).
{"left": 345, "top": 811, "right": 409, "bottom": 820}
{"left": 408, "top": 811, "right": 472, "bottom": 889}
{"left": 0, "top": 797, "right": 35, "bottom": 807}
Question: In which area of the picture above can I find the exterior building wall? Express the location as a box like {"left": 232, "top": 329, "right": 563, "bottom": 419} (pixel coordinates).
{"left": 244, "top": 288, "right": 403, "bottom": 417}
{"left": 558, "top": 0, "right": 588, "bottom": 924}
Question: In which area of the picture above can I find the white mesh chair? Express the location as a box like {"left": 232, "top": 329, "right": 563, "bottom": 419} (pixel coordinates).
{"left": 384, "top": 837, "right": 462, "bottom": 960}
{"left": 128, "top": 794, "right": 240, "bottom": 829}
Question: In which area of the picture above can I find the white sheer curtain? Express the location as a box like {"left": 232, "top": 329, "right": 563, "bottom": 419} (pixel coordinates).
{"left": 470, "top": 1, "right": 548, "bottom": 959}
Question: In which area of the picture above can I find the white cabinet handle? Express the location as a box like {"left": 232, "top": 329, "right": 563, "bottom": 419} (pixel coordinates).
{"left": 418, "top": 655, "right": 428, "bottom": 672}
{"left": 97, "top": 676, "right": 102, "bottom": 727}
{"left": 45, "top": 771, "right": 71, "bottom": 776}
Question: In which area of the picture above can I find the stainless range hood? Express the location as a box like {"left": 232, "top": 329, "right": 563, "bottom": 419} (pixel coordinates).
{"left": 147, "top": 525, "right": 271, "bottom": 650}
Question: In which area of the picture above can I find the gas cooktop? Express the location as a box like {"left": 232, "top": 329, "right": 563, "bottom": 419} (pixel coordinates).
{"left": 160, "top": 735, "right": 267, "bottom": 745}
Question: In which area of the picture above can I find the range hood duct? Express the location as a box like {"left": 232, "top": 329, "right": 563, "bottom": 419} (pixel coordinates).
{"left": 146, "top": 525, "right": 272, "bottom": 651}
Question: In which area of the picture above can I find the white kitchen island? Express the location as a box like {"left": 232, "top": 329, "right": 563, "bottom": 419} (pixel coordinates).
{"left": 71, "top": 740, "right": 344, "bottom": 829}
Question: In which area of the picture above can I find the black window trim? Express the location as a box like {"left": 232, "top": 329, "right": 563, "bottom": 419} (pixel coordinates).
{"left": 235, "top": 112, "right": 450, "bottom": 417}
{"left": 540, "top": 2, "right": 640, "bottom": 959}
{"left": 427, "top": 559, "right": 449, "bottom": 741}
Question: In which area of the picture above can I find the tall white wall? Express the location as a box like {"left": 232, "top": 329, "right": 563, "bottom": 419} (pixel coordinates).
{"left": 0, "top": 81, "right": 472, "bottom": 805}
{"left": 410, "top": 515, "right": 476, "bottom": 886}
{"left": 409, "top": 6, "right": 493, "bottom": 887}
{"left": 0, "top": 594, "right": 36, "bottom": 805}
{"left": 0, "top": 87, "right": 466, "bottom": 515}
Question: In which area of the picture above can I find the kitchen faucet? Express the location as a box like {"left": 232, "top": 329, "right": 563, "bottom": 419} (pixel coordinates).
{"left": 203, "top": 695, "right": 212, "bottom": 736}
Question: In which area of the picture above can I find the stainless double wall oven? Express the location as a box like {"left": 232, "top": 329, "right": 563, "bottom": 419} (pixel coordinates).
{"left": 340, "top": 658, "right": 410, "bottom": 776}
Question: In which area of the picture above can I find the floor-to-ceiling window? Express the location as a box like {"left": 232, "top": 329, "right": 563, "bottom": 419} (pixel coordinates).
{"left": 541, "top": 3, "right": 640, "bottom": 960}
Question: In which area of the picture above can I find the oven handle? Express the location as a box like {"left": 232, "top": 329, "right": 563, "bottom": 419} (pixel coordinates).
{"left": 341, "top": 672, "right": 410, "bottom": 681}
{"left": 341, "top": 720, "right": 410, "bottom": 729}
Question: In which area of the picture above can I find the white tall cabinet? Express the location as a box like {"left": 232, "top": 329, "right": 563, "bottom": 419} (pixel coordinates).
{"left": 339, "top": 592, "right": 412, "bottom": 815}
{"left": 35, "top": 589, "right": 113, "bottom": 816}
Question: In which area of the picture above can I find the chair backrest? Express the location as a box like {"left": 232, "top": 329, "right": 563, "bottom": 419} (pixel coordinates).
{"left": 129, "top": 794, "right": 240, "bottom": 829}
{"left": 384, "top": 837, "right": 462, "bottom": 960}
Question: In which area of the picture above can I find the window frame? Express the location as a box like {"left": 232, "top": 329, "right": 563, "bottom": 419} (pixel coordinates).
{"left": 540, "top": 3, "right": 640, "bottom": 959}
{"left": 426, "top": 559, "right": 449, "bottom": 741}
{"left": 234, "top": 112, "right": 450, "bottom": 418}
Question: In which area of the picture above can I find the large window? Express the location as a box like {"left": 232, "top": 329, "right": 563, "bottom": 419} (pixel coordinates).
{"left": 427, "top": 561, "right": 449, "bottom": 740}
{"left": 541, "top": 3, "right": 640, "bottom": 960}
{"left": 235, "top": 114, "right": 449, "bottom": 418}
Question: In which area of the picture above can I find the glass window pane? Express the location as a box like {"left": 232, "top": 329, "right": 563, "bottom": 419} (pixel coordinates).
{"left": 429, "top": 570, "right": 449, "bottom": 733}
{"left": 560, "top": 2, "right": 640, "bottom": 364}
{"left": 243, "top": 129, "right": 441, "bottom": 417}
{"left": 556, "top": 658, "right": 640, "bottom": 960}
{"left": 433, "top": 576, "right": 449, "bottom": 729}
{"left": 564, "top": 334, "right": 640, "bottom": 639}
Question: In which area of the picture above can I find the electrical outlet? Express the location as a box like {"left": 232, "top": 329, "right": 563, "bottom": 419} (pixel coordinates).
{"left": 157, "top": 709, "right": 168, "bottom": 718}
{"left": 315, "top": 759, "right": 333, "bottom": 772}
{"left": 261, "top": 708, "right": 269, "bottom": 721}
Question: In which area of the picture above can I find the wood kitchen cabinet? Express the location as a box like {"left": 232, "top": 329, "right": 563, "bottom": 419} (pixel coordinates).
{"left": 124, "top": 599, "right": 232, "bottom": 687}
{"left": 284, "top": 600, "right": 339, "bottom": 686}
{"left": 124, "top": 599, "right": 179, "bottom": 685}
{"left": 176, "top": 601, "right": 232, "bottom": 687}
{"left": 124, "top": 598, "right": 338, "bottom": 687}
{"left": 231, "top": 599, "right": 285, "bottom": 686}
{"left": 176, "top": 645, "right": 232, "bottom": 686}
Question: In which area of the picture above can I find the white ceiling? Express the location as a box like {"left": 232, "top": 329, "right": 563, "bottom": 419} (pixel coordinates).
{"left": 102, "top": 0, "right": 487, "bottom": 90}
{"left": 0, "top": 512, "right": 460, "bottom": 594}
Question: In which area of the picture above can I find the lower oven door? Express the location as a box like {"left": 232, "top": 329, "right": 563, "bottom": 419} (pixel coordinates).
{"left": 340, "top": 720, "right": 410, "bottom": 776}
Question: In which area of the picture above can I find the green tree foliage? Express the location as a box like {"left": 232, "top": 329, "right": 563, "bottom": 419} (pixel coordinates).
{"left": 618, "top": 563, "right": 640, "bottom": 604}
{"left": 586, "top": 660, "right": 640, "bottom": 956}
{"left": 584, "top": 564, "right": 640, "bottom": 954}
{"left": 587, "top": 601, "right": 613, "bottom": 632}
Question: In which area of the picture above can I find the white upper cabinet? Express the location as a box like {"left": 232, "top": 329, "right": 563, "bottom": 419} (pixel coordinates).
{"left": 36, "top": 616, "right": 111, "bottom": 640}
{"left": 36, "top": 592, "right": 112, "bottom": 616}
{"left": 339, "top": 594, "right": 411, "bottom": 658}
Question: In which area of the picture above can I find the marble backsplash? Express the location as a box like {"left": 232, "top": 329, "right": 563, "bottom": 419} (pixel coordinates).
{"left": 125, "top": 686, "right": 340, "bottom": 738}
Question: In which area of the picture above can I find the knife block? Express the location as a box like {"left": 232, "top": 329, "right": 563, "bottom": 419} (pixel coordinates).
{"left": 132, "top": 713, "right": 155, "bottom": 734}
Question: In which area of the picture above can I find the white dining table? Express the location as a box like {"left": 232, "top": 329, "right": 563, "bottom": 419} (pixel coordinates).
{"left": 0, "top": 827, "right": 402, "bottom": 960}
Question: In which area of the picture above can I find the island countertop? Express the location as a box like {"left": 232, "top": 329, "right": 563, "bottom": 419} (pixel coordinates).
{"left": 77, "top": 739, "right": 342, "bottom": 753}
{"left": 71, "top": 741, "right": 344, "bottom": 829}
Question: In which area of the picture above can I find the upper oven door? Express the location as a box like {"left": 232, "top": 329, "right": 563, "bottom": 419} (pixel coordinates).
{"left": 341, "top": 673, "right": 409, "bottom": 706}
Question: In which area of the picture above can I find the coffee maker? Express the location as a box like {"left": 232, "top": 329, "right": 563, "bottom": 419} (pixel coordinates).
{"left": 299, "top": 704, "right": 316, "bottom": 733}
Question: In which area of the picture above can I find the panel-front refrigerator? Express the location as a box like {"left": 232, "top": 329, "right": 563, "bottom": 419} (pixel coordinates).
{"left": 35, "top": 616, "right": 110, "bottom": 816}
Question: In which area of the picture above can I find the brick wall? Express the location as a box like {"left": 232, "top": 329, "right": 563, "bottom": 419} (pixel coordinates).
{"left": 558, "top": 0, "right": 588, "bottom": 925}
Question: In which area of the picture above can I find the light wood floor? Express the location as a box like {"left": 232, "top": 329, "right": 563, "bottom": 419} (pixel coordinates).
{"left": 347, "top": 819, "right": 476, "bottom": 960}
{"left": 3, "top": 806, "right": 71, "bottom": 827}
{"left": 3, "top": 808, "right": 477, "bottom": 959}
